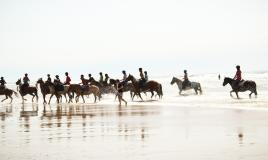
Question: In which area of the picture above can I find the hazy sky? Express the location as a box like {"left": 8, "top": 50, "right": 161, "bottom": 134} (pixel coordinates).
{"left": 0, "top": 0, "right": 268, "bottom": 81}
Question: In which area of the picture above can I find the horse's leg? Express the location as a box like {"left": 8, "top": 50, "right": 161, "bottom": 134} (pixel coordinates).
{"left": 138, "top": 92, "right": 143, "bottom": 101}
{"left": 179, "top": 89, "right": 182, "bottom": 95}
{"left": 235, "top": 92, "right": 240, "bottom": 99}
{"left": 30, "top": 93, "right": 35, "bottom": 102}
{"left": 75, "top": 95, "right": 79, "bottom": 103}
{"left": 194, "top": 88, "right": 198, "bottom": 95}
{"left": 249, "top": 92, "right": 253, "bottom": 99}
{"left": 48, "top": 94, "right": 54, "bottom": 104}
{"left": 82, "top": 95, "right": 85, "bottom": 103}
{"left": 9, "top": 95, "right": 13, "bottom": 104}
{"left": 64, "top": 94, "right": 67, "bottom": 103}
{"left": 230, "top": 90, "right": 234, "bottom": 97}
{"left": 1, "top": 95, "right": 8, "bottom": 102}
{"left": 151, "top": 91, "right": 154, "bottom": 99}
{"left": 43, "top": 94, "right": 47, "bottom": 104}
{"left": 35, "top": 91, "right": 38, "bottom": 102}
{"left": 94, "top": 94, "right": 97, "bottom": 103}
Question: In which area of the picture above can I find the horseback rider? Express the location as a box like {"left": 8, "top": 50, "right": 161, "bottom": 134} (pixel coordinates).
{"left": 233, "top": 65, "right": 242, "bottom": 89}
{"left": 64, "top": 72, "right": 71, "bottom": 85}
{"left": 46, "top": 74, "right": 52, "bottom": 84}
{"left": 182, "top": 70, "right": 190, "bottom": 89}
{"left": 139, "top": 68, "right": 146, "bottom": 86}
{"left": 122, "top": 70, "right": 127, "bottom": 82}
{"left": 54, "top": 75, "right": 64, "bottom": 91}
{"left": 88, "top": 74, "right": 92, "bottom": 81}
{"left": 23, "top": 73, "right": 30, "bottom": 87}
{"left": 80, "top": 74, "right": 89, "bottom": 91}
{"left": 0, "top": 77, "right": 6, "bottom": 90}
{"left": 144, "top": 71, "right": 148, "bottom": 82}
{"left": 99, "top": 72, "right": 104, "bottom": 84}
{"left": 21, "top": 73, "right": 30, "bottom": 93}
{"left": 104, "top": 74, "right": 109, "bottom": 86}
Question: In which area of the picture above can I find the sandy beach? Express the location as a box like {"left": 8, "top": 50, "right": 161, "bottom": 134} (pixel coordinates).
{"left": 1, "top": 102, "right": 268, "bottom": 160}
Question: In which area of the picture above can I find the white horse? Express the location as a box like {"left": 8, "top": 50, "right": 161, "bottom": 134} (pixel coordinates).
{"left": 170, "top": 77, "right": 202, "bottom": 95}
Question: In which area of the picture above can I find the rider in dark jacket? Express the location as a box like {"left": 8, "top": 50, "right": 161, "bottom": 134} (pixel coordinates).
{"left": 0, "top": 77, "right": 6, "bottom": 90}
{"left": 182, "top": 70, "right": 190, "bottom": 89}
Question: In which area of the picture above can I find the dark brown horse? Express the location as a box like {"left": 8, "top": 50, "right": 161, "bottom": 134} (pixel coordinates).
{"left": 0, "top": 88, "right": 18, "bottom": 103}
{"left": 36, "top": 78, "right": 63, "bottom": 104}
{"left": 16, "top": 79, "right": 38, "bottom": 103}
{"left": 125, "top": 75, "right": 163, "bottom": 101}
{"left": 68, "top": 84, "right": 101, "bottom": 103}
{"left": 223, "top": 77, "right": 257, "bottom": 99}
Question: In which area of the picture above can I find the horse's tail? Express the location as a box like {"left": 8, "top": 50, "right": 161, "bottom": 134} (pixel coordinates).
{"left": 253, "top": 81, "right": 258, "bottom": 96}
{"left": 12, "top": 90, "right": 19, "bottom": 97}
{"left": 199, "top": 83, "right": 203, "bottom": 94}
{"left": 159, "top": 84, "right": 163, "bottom": 98}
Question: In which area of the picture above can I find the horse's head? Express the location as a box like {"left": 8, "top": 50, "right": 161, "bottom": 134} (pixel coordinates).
{"left": 223, "top": 77, "right": 231, "bottom": 86}
{"left": 109, "top": 79, "right": 116, "bottom": 85}
{"left": 36, "top": 78, "right": 43, "bottom": 84}
{"left": 170, "top": 77, "right": 176, "bottom": 85}
{"left": 126, "top": 74, "right": 134, "bottom": 82}
{"left": 15, "top": 78, "right": 21, "bottom": 85}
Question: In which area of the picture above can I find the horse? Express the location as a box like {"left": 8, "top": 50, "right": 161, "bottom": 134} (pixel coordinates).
{"left": 109, "top": 79, "right": 136, "bottom": 100}
{"left": 170, "top": 77, "right": 202, "bottom": 95}
{"left": 0, "top": 87, "right": 18, "bottom": 103}
{"left": 70, "top": 84, "right": 101, "bottom": 103}
{"left": 223, "top": 77, "right": 257, "bottom": 99}
{"left": 125, "top": 74, "right": 163, "bottom": 101}
{"left": 89, "top": 77, "right": 117, "bottom": 95}
{"left": 36, "top": 78, "right": 67, "bottom": 104}
{"left": 16, "top": 79, "right": 38, "bottom": 103}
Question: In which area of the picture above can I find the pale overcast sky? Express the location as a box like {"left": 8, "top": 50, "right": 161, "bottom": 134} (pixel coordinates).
{"left": 0, "top": 0, "right": 267, "bottom": 81}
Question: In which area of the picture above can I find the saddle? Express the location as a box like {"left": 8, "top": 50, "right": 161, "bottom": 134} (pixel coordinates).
{"left": 81, "top": 85, "right": 89, "bottom": 92}
{"left": 238, "top": 80, "right": 246, "bottom": 86}
{"left": 0, "top": 85, "right": 5, "bottom": 91}
{"left": 55, "top": 84, "right": 64, "bottom": 92}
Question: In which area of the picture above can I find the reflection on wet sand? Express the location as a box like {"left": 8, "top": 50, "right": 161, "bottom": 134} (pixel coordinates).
{"left": 0, "top": 104, "right": 12, "bottom": 121}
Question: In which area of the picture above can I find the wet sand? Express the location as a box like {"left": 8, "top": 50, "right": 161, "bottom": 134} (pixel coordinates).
{"left": 1, "top": 102, "right": 268, "bottom": 160}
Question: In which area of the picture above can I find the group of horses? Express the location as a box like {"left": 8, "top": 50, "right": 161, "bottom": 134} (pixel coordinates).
{"left": 0, "top": 74, "right": 258, "bottom": 104}
{"left": 0, "top": 74, "right": 163, "bottom": 104}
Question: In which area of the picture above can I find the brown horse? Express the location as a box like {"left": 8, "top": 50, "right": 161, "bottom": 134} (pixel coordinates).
{"left": 16, "top": 79, "right": 38, "bottom": 103}
{"left": 125, "top": 74, "right": 163, "bottom": 101}
{"left": 0, "top": 88, "right": 18, "bottom": 103}
{"left": 89, "top": 77, "right": 117, "bottom": 95}
{"left": 36, "top": 78, "right": 63, "bottom": 104}
{"left": 109, "top": 79, "right": 135, "bottom": 100}
{"left": 68, "top": 84, "right": 101, "bottom": 103}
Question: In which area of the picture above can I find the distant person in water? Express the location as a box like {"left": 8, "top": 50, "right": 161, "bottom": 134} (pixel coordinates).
{"left": 99, "top": 72, "right": 104, "bottom": 84}
{"left": 63, "top": 72, "right": 71, "bottom": 85}
{"left": 116, "top": 79, "right": 127, "bottom": 106}
{"left": 218, "top": 74, "right": 221, "bottom": 80}
{"left": 182, "top": 70, "right": 190, "bottom": 89}
{"left": 233, "top": 65, "right": 242, "bottom": 89}
{"left": 0, "top": 77, "right": 6, "bottom": 90}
